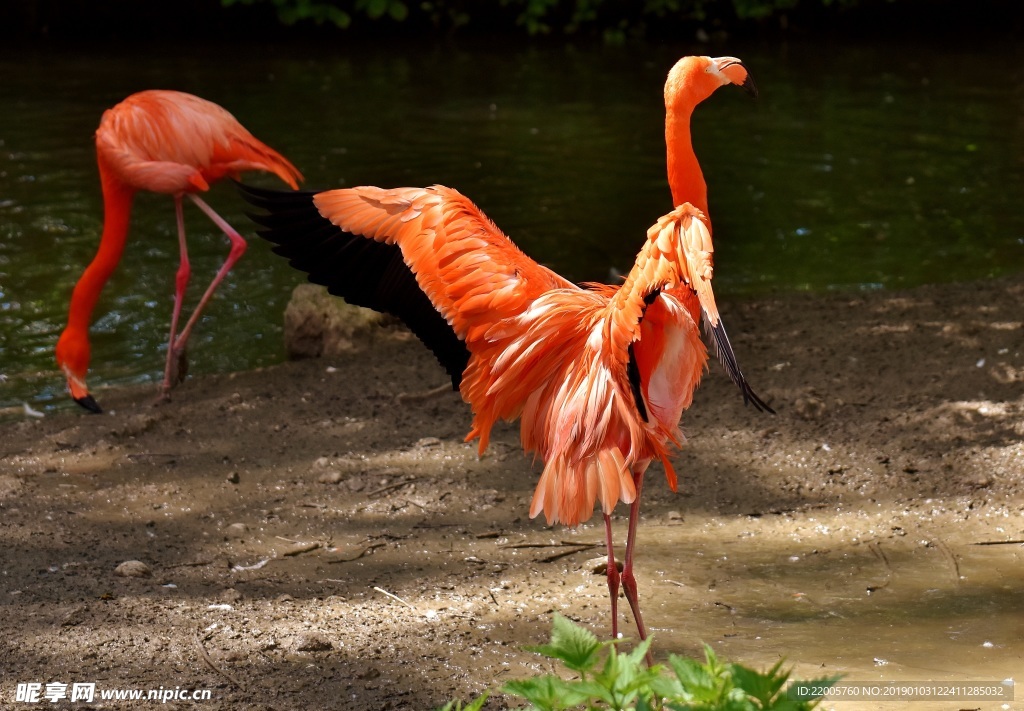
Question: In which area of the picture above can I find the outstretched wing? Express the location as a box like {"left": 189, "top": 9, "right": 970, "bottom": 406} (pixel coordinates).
{"left": 239, "top": 182, "right": 573, "bottom": 388}
{"left": 312, "top": 186, "right": 575, "bottom": 342}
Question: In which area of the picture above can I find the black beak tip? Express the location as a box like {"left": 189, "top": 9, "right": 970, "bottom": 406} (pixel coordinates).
{"left": 742, "top": 75, "right": 759, "bottom": 99}
{"left": 75, "top": 394, "right": 103, "bottom": 414}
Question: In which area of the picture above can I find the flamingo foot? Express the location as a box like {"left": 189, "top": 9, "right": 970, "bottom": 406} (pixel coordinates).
{"left": 174, "top": 345, "right": 189, "bottom": 385}
{"left": 163, "top": 344, "right": 189, "bottom": 393}
{"left": 603, "top": 513, "right": 622, "bottom": 641}
{"left": 621, "top": 567, "right": 654, "bottom": 667}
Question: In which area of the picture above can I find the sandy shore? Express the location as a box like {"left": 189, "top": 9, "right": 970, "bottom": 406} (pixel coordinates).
{"left": 1, "top": 275, "right": 1022, "bottom": 709}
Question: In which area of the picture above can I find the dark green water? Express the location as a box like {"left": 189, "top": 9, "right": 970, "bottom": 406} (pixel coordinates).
{"left": 1, "top": 38, "right": 1022, "bottom": 414}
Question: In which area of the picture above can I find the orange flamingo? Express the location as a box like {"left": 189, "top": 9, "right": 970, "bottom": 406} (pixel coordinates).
{"left": 241, "top": 55, "right": 767, "bottom": 647}
{"left": 55, "top": 90, "right": 303, "bottom": 412}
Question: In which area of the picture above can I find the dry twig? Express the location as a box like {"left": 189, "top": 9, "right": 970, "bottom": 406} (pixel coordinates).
{"left": 374, "top": 586, "right": 415, "bottom": 610}
{"left": 194, "top": 631, "right": 245, "bottom": 691}
{"left": 327, "top": 542, "right": 385, "bottom": 564}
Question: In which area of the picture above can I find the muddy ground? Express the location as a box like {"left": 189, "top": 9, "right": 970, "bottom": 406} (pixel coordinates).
{"left": 1, "top": 276, "right": 1022, "bottom": 710}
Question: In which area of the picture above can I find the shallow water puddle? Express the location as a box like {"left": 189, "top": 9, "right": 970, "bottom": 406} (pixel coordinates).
{"left": 631, "top": 517, "right": 1022, "bottom": 708}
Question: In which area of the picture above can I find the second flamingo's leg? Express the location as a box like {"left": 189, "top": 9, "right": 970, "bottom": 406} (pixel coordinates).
{"left": 604, "top": 513, "right": 621, "bottom": 640}
{"left": 622, "top": 466, "right": 655, "bottom": 665}
{"left": 170, "top": 194, "right": 249, "bottom": 373}
{"left": 162, "top": 195, "right": 191, "bottom": 398}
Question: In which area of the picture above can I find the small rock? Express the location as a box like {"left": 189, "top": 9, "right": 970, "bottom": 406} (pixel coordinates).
{"left": 293, "top": 632, "right": 332, "bottom": 652}
{"left": 111, "top": 413, "right": 158, "bottom": 438}
{"left": 967, "top": 475, "right": 994, "bottom": 489}
{"left": 318, "top": 470, "right": 343, "bottom": 485}
{"left": 313, "top": 456, "right": 331, "bottom": 468}
{"left": 226, "top": 471, "right": 240, "bottom": 484}
{"left": 793, "top": 396, "right": 827, "bottom": 420}
{"left": 220, "top": 588, "right": 243, "bottom": 603}
{"left": 346, "top": 477, "right": 366, "bottom": 493}
{"left": 220, "top": 648, "right": 248, "bottom": 663}
{"left": 225, "top": 523, "right": 248, "bottom": 538}
{"left": 60, "top": 606, "right": 87, "bottom": 626}
{"left": 284, "top": 284, "right": 394, "bottom": 359}
{"left": 591, "top": 559, "right": 623, "bottom": 576}
{"left": 114, "top": 560, "right": 152, "bottom": 578}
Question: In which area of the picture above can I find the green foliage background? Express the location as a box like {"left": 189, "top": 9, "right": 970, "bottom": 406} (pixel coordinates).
{"left": 218, "top": 0, "right": 861, "bottom": 37}
{"left": 3, "top": 0, "right": 1020, "bottom": 40}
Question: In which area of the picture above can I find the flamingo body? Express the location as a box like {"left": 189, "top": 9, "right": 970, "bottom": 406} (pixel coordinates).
{"left": 241, "top": 54, "right": 769, "bottom": 649}
{"left": 56, "top": 90, "right": 303, "bottom": 411}
{"left": 309, "top": 186, "right": 715, "bottom": 524}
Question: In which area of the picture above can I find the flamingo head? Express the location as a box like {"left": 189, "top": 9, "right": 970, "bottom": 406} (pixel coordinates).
{"left": 55, "top": 329, "right": 103, "bottom": 413}
{"left": 665, "top": 55, "right": 758, "bottom": 111}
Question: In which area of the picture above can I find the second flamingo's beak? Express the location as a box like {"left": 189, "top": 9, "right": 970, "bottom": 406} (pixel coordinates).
{"left": 74, "top": 393, "right": 103, "bottom": 414}
{"left": 64, "top": 370, "right": 103, "bottom": 413}
{"left": 714, "top": 57, "right": 758, "bottom": 99}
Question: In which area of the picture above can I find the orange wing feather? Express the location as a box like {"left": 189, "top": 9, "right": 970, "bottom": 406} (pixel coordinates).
{"left": 308, "top": 189, "right": 714, "bottom": 526}
{"left": 313, "top": 186, "right": 574, "bottom": 344}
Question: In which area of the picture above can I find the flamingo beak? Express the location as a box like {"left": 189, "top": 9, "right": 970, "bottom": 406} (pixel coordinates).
{"left": 64, "top": 368, "right": 103, "bottom": 413}
{"left": 74, "top": 393, "right": 103, "bottom": 414}
{"left": 714, "top": 57, "right": 758, "bottom": 98}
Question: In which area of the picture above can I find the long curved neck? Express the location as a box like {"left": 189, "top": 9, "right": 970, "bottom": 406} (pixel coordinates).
{"left": 665, "top": 105, "right": 709, "bottom": 220}
{"left": 65, "top": 161, "right": 134, "bottom": 334}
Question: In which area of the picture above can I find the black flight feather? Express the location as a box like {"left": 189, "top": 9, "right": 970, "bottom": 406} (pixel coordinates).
{"left": 236, "top": 181, "right": 470, "bottom": 389}
{"left": 701, "top": 312, "right": 774, "bottom": 414}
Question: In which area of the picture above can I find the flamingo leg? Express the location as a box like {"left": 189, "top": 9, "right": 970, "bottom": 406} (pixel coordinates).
{"left": 161, "top": 195, "right": 191, "bottom": 399}
{"left": 168, "top": 194, "right": 248, "bottom": 380}
{"left": 603, "top": 513, "right": 621, "bottom": 641}
{"left": 622, "top": 467, "right": 654, "bottom": 666}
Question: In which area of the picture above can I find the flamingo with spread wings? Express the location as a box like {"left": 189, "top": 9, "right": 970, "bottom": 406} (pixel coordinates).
{"left": 241, "top": 55, "right": 769, "bottom": 648}
{"left": 56, "top": 90, "right": 303, "bottom": 412}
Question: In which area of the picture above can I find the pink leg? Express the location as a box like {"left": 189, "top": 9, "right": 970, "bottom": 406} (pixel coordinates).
{"left": 169, "top": 194, "right": 248, "bottom": 375}
{"left": 622, "top": 467, "right": 654, "bottom": 665}
{"left": 603, "top": 513, "right": 621, "bottom": 640}
{"left": 162, "top": 196, "right": 190, "bottom": 399}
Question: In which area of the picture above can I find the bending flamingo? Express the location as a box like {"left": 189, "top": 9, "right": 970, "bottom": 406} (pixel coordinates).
{"left": 55, "top": 90, "right": 303, "bottom": 412}
{"left": 241, "top": 55, "right": 767, "bottom": 647}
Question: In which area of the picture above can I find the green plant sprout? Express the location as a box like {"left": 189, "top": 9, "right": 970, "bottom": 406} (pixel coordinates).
{"left": 442, "top": 614, "right": 839, "bottom": 710}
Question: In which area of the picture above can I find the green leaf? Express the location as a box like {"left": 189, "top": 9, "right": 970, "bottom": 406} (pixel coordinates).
{"left": 434, "top": 694, "right": 488, "bottom": 711}
{"left": 648, "top": 672, "right": 686, "bottom": 700}
{"left": 730, "top": 660, "right": 789, "bottom": 705}
{"left": 324, "top": 7, "right": 351, "bottom": 27}
{"left": 668, "top": 655, "right": 720, "bottom": 698}
{"left": 364, "top": 0, "right": 389, "bottom": 18}
{"left": 525, "top": 613, "right": 605, "bottom": 674}
{"left": 388, "top": 0, "right": 408, "bottom": 20}
{"left": 583, "top": 636, "right": 664, "bottom": 710}
{"left": 502, "top": 676, "right": 589, "bottom": 711}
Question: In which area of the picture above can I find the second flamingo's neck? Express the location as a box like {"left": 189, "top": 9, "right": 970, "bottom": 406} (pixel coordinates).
{"left": 65, "top": 164, "right": 134, "bottom": 335}
{"left": 665, "top": 107, "right": 709, "bottom": 222}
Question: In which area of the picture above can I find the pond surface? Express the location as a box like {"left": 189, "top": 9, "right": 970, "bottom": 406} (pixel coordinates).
{"left": 0, "top": 37, "right": 1022, "bottom": 412}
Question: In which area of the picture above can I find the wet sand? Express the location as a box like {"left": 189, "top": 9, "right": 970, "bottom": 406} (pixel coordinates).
{"left": 1, "top": 275, "right": 1022, "bottom": 709}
